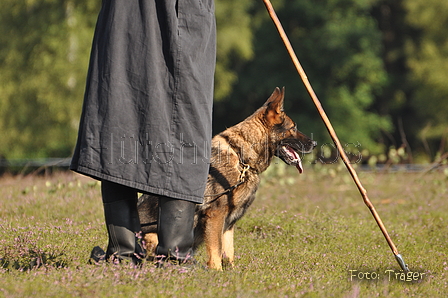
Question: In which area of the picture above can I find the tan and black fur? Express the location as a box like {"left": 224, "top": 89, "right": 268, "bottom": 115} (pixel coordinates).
{"left": 138, "top": 87, "right": 316, "bottom": 270}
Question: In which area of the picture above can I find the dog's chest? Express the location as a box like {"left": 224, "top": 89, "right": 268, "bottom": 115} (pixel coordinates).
{"left": 224, "top": 173, "right": 260, "bottom": 228}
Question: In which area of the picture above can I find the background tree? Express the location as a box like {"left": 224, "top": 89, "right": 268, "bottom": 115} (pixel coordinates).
{"left": 215, "top": 0, "right": 391, "bottom": 156}
{"left": 0, "top": 0, "right": 100, "bottom": 158}
{"left": 0, "top": 0, "right": 255, "bottom": 159}
{"left": 371, "top": 0, "right": 448, "bottom": 161}
{"left": 404, "top": 0, "right": 448, "bottom": 159}
{"left": 0, "top": 0, "right": 446, "bottom": 162}
{"left": 214, "top": 0, "right": 254, "bottom": 101}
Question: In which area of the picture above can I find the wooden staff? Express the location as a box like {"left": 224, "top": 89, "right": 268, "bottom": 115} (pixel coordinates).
{"left": 262, "top": 0, "right": 409, "bottom": 272}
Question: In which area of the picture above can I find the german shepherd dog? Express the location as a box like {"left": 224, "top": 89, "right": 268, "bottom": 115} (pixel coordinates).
{"left": 138, "top": 87, "right": 316, "bottom": 270}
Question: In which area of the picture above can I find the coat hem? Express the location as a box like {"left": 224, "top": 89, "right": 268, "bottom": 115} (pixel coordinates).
{"left": 70, "top": 164, "right": 204, "bottom": 204}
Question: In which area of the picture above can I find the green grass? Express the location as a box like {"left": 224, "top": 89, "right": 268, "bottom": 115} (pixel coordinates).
{"left": 0, "top": 163, "right": 447, "bottom": 297}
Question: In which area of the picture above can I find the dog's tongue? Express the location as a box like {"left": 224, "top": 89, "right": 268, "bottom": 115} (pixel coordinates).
{"left": 285, "top": 145, "right": 303, "bottom": 174}
{"left": 296, "top": 159, "right": 303, "bottom": 174}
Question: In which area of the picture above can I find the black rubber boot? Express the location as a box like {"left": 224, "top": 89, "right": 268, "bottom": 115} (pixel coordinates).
{"left": 101, "top": 181, "right": 145, "bottom": 265}
{"left": 156, "top": 197, "right": 196, "bottom": 265}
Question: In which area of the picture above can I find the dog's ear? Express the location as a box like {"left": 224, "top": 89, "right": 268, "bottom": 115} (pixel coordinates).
{"left": 264, "top": 87, "right": 285, "bottom": 125}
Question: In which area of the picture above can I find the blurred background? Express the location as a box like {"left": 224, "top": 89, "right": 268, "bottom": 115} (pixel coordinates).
{"left": 0, "top": 0, "right": 447, "bottom": 171}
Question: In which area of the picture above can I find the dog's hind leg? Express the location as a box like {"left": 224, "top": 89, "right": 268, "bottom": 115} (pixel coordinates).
{"left": 222, "top": 226, "right": 235, "bottom": 267}
{"left": 204, "top": 209, "right": 226, "bottom": 270}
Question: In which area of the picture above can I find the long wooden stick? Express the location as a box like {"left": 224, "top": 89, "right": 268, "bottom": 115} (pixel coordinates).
{"left": 262, "top": 0, "right": 409, "bottom": 272}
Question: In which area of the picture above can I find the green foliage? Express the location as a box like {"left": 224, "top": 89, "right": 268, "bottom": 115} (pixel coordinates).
{"left": 214, "top": 0, "right": 254, "bottom": 101}
{"left": 0, "top": 0, "right": 100, "bottom": 158}
{"left": 405, "top": 0, "right": 448, "bottom": 143}
{"left": 215, "top": 0, "right": 391, "bottom": 154}
{"left": 0, "top": 0, "right": 255, "bottom": 159}
{"left": 0, "top": 0, "right": 447, "bottom": 160}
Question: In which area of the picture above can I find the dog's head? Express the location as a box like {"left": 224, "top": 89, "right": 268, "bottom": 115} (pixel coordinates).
{"left": 263, "top": 87, "right": 317, "bottom": 173}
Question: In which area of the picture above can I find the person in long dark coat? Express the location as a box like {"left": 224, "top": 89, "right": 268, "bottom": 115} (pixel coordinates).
{"left": 70, "top": 0, "right": 216, "bottom": 264}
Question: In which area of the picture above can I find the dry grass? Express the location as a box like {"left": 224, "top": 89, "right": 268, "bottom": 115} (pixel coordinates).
{"left": 0, "top": 163, "right": 447, "bottom": 297}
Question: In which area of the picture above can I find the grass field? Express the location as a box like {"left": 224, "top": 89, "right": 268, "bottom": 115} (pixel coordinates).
{"left": 0, "top": 162, "right": 447, "bottom": 297}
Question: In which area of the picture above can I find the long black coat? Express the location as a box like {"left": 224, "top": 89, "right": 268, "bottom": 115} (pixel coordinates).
{"left": 70, "top": 0, "right": 216, "bottom": 203}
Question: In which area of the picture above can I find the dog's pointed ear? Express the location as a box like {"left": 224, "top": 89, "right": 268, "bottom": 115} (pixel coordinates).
{"left": 264, "top": 87, "right": 285, "bottom": 125}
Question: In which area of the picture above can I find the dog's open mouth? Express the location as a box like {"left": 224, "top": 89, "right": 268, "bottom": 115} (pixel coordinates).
{"left": 280, "top": 145, "right": 303, "bottom": 174}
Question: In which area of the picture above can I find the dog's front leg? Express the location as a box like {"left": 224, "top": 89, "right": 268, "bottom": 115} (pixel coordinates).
{"left": 143, "top": 233, "right": 158, "bottom": 258}
{"left": 204, "top": 209, "right": 226, "bottom": 270}
{"left": 222, "top": 226, "right": 234, "bottom": 267}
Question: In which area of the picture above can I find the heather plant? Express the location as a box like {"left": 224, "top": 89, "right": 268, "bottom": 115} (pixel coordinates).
{"left": 0, "top": 229, "right": 66, "bottom": 270}
{"left": 0, "top": 167, "right": 447, "bottom": 297}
